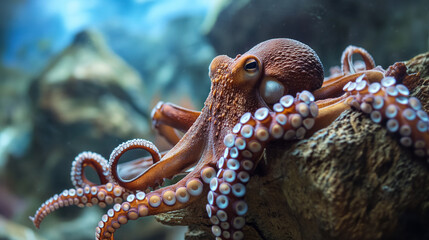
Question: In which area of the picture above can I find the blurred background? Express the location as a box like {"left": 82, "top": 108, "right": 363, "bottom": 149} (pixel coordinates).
{"left": 0, "top": 0, "right": 428, "bottom": 239}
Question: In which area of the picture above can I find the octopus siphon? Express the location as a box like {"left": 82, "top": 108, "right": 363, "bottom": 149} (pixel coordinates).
{"left": 31, "top": 38, "right": 429, "bottom": 240}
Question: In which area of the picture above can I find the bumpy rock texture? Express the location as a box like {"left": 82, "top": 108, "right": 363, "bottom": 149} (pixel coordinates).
{"left": 156, "top": 53, "right": 429, "bottom": 240}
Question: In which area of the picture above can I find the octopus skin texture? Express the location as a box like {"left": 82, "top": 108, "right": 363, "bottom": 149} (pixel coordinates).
{"left": 31, "top": 38, "right": 429, "bottom": 240}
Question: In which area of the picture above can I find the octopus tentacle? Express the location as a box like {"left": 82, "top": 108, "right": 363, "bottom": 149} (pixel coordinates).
{"left": 112, "top": 151, "right": 169, "bottom": 183}
{"left": 30, "top": 183, "right": 128, "bottom": 228}
{"left": 308, "top": 97, "right": 351, "bottom": 135}
{"left": 154, "top": 124, "right": 181, "bottom": 145}
{"left": 207, "top": 91, "right": 318, "bottom": 240}
{"left": 314, "top": 45, "right": 382, "bottom": 101}
{"left": 71, "top": 151, "right": 113, "bottom": 188}
{"left": 344, "top": 75, "right": 429, "bottom": 160}
{"left": 107, "top": 116, "right": 207, "bottom": 193}
{"left": 341, "top": 45, "right": 376, "bottom": 74}
{"left": 96, "top": 168, "right": 214, "bottom": 240}
{"left": 109, "top": 139, "right": 162, "bottom": 191}
{"left": 151, "top": 101, "right": 201, "bottom": 145}
{"left": 313, "top": 70, "right": 384, "bottom": 100}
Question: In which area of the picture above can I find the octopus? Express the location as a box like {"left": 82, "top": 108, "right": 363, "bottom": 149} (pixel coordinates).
{"left": 31, "top": 38, "right": 429, "bottom": 240}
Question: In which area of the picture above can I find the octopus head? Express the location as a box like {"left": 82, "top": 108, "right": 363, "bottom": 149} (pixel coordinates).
{"left": 209, "top": 38, "right": 324, "bottom": 106}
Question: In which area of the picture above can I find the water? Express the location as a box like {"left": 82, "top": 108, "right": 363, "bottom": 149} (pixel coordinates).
{"left": 0, "top": 0, "right": 428, "bottom": 239}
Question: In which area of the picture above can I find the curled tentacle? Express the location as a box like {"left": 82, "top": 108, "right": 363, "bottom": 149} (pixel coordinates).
{"left": 96, "top": 174, "right": 209, "bottom": 240}
{"left": 314, "top": 45, "right": 382, "bottom": 101}
{"left": 114, "top": 152, "right": 169, "bottom": 183}
{"left": 341, "top": 45, "right": 376, "bottom": 74}
{"left": 30, "top": 183, "right": 128, "bottom": 228}
{"left": 109, "top": 139, "right": 161, "bottom": 191}
{"left": 207, "top": 91, "right": 318, "bottom": 239}
{"left": 71, "top": 151, "right": 113, "bottom": 188}
{"left": 109, "top": 121, "right": 207, "bottom": 193}
{"left": 344, "top": 75, "right": 429, "bottom": 161}
{"left": 151, "top": 101, "right": 201, "bottom": 145}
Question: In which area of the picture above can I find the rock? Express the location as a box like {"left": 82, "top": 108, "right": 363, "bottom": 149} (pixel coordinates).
{"left": 5, "top": 29, "right": 155, "bottom": 240}
{"left": 155, "top": 53, "right": 429, "bottom": 239}
{"left": 13, "top": 29, "right": 151, "bottom": 194}
{"left": 405, "top": 52, "right": 429, "bottom": 111}
{"left": 0, "top": 66, "right": 32, "bottom": 169}
{"left": 0, "top": 215, "right": 45, "bottom": 240}
{"left": 31, "top": 29, "right": 149, "bottom": 140}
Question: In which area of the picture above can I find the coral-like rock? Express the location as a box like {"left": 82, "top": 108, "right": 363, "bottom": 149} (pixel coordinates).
{"left": 156, "top": 53, "right": 429, "bottom": 239}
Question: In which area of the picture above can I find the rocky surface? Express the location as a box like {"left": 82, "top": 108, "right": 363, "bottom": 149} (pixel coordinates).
{"left": 156, "top": 53, "right": 429, "bottom": 239}
{"left": 405, "top": 52, "right": 429, "bottom": 111}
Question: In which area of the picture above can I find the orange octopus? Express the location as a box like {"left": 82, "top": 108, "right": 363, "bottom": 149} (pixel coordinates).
{"left": 31, "top": 38, "right": 428, "bottom": 240}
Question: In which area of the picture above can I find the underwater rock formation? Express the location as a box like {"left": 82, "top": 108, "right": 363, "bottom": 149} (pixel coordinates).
{"left": 0, "top": 215, "right": 45, "bottom": 240}
{"left": 156, "top": 51, "right": 429, "bottom": 240}
{"left": 5, "top": 29, "right": 154, "bottom": 240}
{"left": 31, "top": 29, "right": 149, "bottom": 139}
{"left": 21, "top": 29, "right": 150, "bottom": 191}
{"left": 0, "top": 66, "right": 32, "bottom": 169}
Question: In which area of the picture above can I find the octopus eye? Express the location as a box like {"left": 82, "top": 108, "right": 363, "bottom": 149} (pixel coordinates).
{"left": 244, "top": 59, "right": 259, "bottom": 73}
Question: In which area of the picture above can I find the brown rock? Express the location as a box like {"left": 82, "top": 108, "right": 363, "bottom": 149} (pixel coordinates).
{"left": 405, "top": 52, "right": 429, "bottom": 111}
{"left": 156, "top": 53, "right": 429, "bottom": 240}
